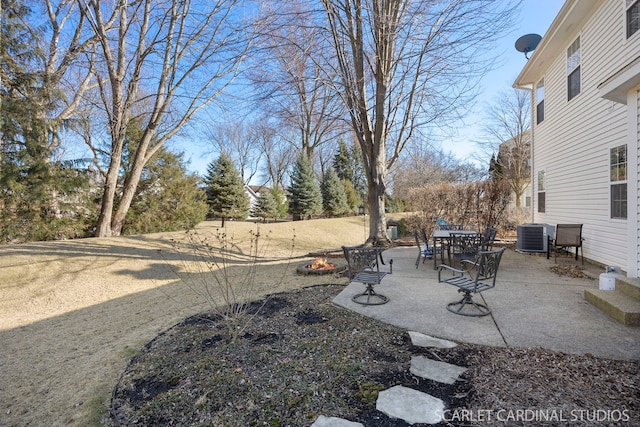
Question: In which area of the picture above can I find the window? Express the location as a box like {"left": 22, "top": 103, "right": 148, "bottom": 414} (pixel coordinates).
{"left": 537, "top": 170, "right": 546, "bottom": 213}
{"left": 536, "top": 79, "right": 545, "bottom": 124}
{"left": 567, "top": 37, "right": 581, "bottom": 101}
{"left": 610, "top": 145, "right": 627, "bottom": 219}
{"left": 627, "top": 0, "right": 640, "bottom": 38}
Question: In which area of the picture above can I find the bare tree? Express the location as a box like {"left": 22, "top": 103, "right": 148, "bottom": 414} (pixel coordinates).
{"left": 257, "top": 122, "right": 296, "bottom": 189}
{"left": 204, "top": 117, "right": 263, "bottom": 185}
{"left": 391, "top": 142, "right": 484, "bottom": 200}
{"left": 250, "top": 2, "right": 347, "bottom": 160}
{"left": 318, "top": 0, "right": 517, "bottom": 245}
{"left": 477, "top": 87, "right": 531, "bottom": 210}
{"left": 78, "top": 0, "right": 250, "bottom": 237}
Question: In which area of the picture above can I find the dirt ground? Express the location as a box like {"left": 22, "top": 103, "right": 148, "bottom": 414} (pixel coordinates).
{"left": 0, "top": 218, "right": 368, "bottom": 427}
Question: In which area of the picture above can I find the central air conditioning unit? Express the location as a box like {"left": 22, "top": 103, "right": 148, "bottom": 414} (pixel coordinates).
{"left": 516, "top": 223, "right": 555, "bottom": 253}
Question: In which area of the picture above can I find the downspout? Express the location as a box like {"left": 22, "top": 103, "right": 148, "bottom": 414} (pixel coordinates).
{"left": 529, "top": 88, "right": 535, "bottom": 224}
{"left": 516, "top": 83, "right": 536, "bottom": 224}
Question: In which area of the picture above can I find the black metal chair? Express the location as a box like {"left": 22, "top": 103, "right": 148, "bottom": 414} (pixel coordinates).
{"left": 421, "top": 227, "right": 447, "bottom": 268}
{"left": 480, "top": 227, "right": 497, "bottom": 251}
{"left": 342, "top": 246, "right": 392, "bottom": 305}
{"left": 449, "top": 232, "right": 482, "bottom": 267}
{"left": 547, "top": 224, "right": 584, "bottom": 264}
{"left": 414, "top": 229, "right": 432, "bottom": 268}
{"left": 438, "top": 223, "right": 464, "bottom": 231}
{"left": 438, "top": 247, "right": 506, "bottom": 317}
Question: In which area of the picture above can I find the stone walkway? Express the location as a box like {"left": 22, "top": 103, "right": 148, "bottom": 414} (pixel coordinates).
{"left": 310, "top": 331, "right": 465, "bottom": 426}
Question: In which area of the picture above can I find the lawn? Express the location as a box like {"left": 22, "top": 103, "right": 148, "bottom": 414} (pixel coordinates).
{"left": 0, "top": 217, "right": 370, "bottom": 426}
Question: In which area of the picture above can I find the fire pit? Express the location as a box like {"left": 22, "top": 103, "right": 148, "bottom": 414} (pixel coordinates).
{"left": 297, "top": 256, "right": 346, "bottom": 276}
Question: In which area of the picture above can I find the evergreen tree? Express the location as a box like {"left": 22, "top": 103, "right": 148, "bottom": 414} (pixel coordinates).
{"left": 123, "top": 147, "right": 208, "bottom": 235}
{"left": 341, "top": 179, "right": 362, "bottom": 213}
{"left": 0, "top": 2, "right": 92, "bottom": 242}
{"left": 333, "top": 139, "right": 366, "bottom": 197}
{"left": 251, "top": 189, "right": 278, "bottom": 222}
{"left": 204, "top": 154, "right": 249, "bottom": 223}
{"left": 288, "top": 155, "right": 322, "bottom": 220}
{"left": 270, "top": 186, "right": 289, "bottom": 219}
{"left": 321, "top": 166, "right": 349, "bottom": 217}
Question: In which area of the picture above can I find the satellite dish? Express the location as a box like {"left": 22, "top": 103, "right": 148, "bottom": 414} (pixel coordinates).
{"left": 515, "top": 33, "right": 542, "bottom": 59}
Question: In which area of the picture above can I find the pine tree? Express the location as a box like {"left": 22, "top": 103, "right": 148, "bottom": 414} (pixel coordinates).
{"left": 123, "top": 146, "right": 208, "bottom": 235}
{"left": 251, "top": 189, "right": 278, "bottom": 222}
{"left": 288, "top": 155, "right": 322, "bottom": 220}
{"left": 0, "top": 1, "right": 92, "bottom": 242}
{"left": 341, "top": 179, "right": 362, "bottom": 213}
{"left": 204, "top": 154, "right": 249, "bottom": 224}
{"left": 333, "top": 139, "right": 366, "bottom": 197}
{"left": 321, "top": 167, "right": 349, "bottom": 217}
{"left": 270, "top": 186, "right": 289, "bottom": 219}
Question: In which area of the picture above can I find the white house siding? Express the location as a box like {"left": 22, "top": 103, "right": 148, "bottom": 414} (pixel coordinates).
{"left": 527, "top": 0, "right": 640, "bottom": 272}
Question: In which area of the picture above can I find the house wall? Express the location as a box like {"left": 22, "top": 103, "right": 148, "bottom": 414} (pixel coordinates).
{"left": 531, "top": 0, "right": 640, "bottom": 272}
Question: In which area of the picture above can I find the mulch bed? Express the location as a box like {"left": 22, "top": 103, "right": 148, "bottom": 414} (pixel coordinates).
{"left": 109, "top": 284, "right": 639, "bottom": 426}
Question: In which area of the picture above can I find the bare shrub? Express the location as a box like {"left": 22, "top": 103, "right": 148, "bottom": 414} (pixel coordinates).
{"left": 167, "top": 227, "right": 295, "bottom": 342}
{"left": 406, "top": 180, "right": 511, "bottom": 234}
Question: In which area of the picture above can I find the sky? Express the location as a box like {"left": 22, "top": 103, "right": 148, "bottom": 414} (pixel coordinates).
{"left": 447, "top": 0, "right": 565, "bottom": 162}
{"left": 177, "top": 0, "right": 567, "bottom": 179}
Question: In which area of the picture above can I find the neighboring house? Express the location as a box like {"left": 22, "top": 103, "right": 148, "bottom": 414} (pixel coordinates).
{"left": 514, "top": 0, "right": 639, "bottom": 277}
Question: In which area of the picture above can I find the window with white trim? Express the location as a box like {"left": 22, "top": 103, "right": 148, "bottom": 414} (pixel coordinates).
{"left": 536, "top": 79, "right": 545, "bottom": 124}
{"left": 537, "top": 170, "right": 546, "bottom": 213}
{"left": 567, "top": 37, "right": 581, "bottom": 101}
{"left": 627, "top": 0, "right": 640, "bottom": 38}
{"left": 610, "top": 145, "right": 627, "bottom": 219}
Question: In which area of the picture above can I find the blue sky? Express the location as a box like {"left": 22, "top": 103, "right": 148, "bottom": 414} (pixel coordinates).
{"left": 179, "top": 0, "right": 566, "bottom": 178}
{"left": 449, "top": 0, "right": 564, "bottom": 162}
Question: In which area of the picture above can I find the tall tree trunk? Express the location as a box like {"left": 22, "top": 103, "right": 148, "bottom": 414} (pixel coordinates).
{"left": 366, "top": 159, "right": 388, "bottom": 246}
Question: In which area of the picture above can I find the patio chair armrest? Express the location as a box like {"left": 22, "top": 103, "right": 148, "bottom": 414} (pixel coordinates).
{"left": 437, "top": 263, "right": 464, "bottom": 282}
{"left": 460, "top": 259, "right": 479, "bottom": 271}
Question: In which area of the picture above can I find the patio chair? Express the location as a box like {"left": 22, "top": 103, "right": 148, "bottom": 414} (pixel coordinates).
{"left": 422, "top": 227, "right": 447, "bottom": 268}
{"left": 342, "top": 246, "right": 393, "bottom": 305}
{"left": 448, "top": 232, "right": 482, "bottom": 267}
{"left": 438, "top": 223, "right": 464, "bottom": 231}
{"left": 438, "top": 247, "right": 506, "bottom": 317}
{"left": 547, "top": 224, "right": 584, "bottom": 265}
{"left": 414, "top": 229, "right": 432, "bottom": 268}
{"left": 480, "top": 227, "right": 497, "bottom": 251}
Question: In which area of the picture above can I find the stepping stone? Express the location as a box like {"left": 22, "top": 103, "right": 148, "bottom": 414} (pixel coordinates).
{"left": 410, "top": 356, "right": 467, "bottom": 384}
{"left": 408, "top": 331, "right": 457, "bottom": 349}
{"left": 311, "top": 415, "right": 364, "bottom": 427}
{"left": 376, "top": 385, "right": 444, "bottom": 425}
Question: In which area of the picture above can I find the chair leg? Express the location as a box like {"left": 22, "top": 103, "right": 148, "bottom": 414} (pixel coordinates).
{"left": 352, "top": 283, "right": 389, "bottom": 305}
{"left": 446, "top": 290, "right": 491, "bottom": 317}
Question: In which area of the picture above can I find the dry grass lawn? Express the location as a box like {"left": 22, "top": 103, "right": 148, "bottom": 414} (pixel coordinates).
{"left": 0, "top": 217, "right": 372, "bottom": 426}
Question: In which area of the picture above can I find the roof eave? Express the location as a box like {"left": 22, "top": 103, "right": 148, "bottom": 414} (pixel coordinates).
{"left": 513, "top": 0, "right": 600, "bottom": 88}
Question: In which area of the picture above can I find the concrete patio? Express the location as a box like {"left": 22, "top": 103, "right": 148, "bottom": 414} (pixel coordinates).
{"left": 333, "top": 246, "right": 640, "bottom": 361}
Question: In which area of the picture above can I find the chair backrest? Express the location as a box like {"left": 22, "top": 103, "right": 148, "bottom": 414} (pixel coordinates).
{"left": 555, "top": 224, "right": 583, "bottom": 246}
{"left": 481, "top": 227, "right": 497, "bottom": 251}
{"left": 342, "top": 246, "right": 384, "bottom": 279}
{"left": 450, "top": 232, "right": 481, "bottom": 257}
{"left": 420, "top": 228, "right": 430, "bottom": 246}
{"left": 414, "top": 229, "right": 422, "bottom": 249}
{"left": 440, "top": 224, "right": 464, "bottom": 231}
{"left": 473, "top": 247, "right": 507, "bottom": 285}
